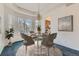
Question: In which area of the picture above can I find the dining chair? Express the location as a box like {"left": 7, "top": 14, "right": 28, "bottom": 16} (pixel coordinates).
{"left": 42, "top": 33, "right": 57, "bottom": 55}
{"left": 20, "top": 33, "right": 34, "bottom": 53}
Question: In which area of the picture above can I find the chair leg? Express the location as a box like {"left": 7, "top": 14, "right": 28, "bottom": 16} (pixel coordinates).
{"left": 25, "top": 46, "right": 27, "bottom": 54}
{"left": 53, "top": 47, "right": 56, "bottom": 56}
{"left": 47, "top": 47, "right": 49, "bottom": 56}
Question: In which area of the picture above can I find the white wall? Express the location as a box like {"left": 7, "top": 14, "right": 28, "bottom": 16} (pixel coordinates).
{"left": 0, "top": 4, "right": 8, "bottom": 54}
{"left": 44, "top": 4, "right": 79, "bottom": 50}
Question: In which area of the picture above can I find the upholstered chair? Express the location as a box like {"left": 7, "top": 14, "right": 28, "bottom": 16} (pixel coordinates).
{"left": 42, "top": 33, "right": 57, "bottom": 55}
{"left": 20, "top": 33, "right": 34, "bottom": 53}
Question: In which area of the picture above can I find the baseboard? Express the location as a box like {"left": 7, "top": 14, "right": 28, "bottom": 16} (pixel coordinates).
{"left": 54, "top": 43, "right": 79, "bottom": 56}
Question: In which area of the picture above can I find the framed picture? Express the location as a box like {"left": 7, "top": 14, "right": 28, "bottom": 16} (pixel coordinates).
{"left": 58, "top": 15, "right": 73, "bottom": 32}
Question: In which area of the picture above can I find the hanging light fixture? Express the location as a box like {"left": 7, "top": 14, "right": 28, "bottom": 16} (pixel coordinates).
{"left": 37, "top": 3, "right": 41, "bottom": 20}
{"left": 37, "top": 3, "right": 42, "bottom": 34}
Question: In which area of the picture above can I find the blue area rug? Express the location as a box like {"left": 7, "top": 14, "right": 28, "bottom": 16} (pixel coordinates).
{"left": 1, "top": 40, "right": 24, "bottom": 56}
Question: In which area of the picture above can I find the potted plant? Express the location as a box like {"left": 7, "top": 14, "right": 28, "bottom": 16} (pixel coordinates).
{"left": 5, "top": 28, "right": 14, "bottom": 46}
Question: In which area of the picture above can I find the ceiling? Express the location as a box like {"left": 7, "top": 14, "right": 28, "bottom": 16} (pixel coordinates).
{"left": 6, "top": 3, "right": 74, "bottom": 16}
{"left": 15, "top": 3, "right": 65, "bottom": 14}
{"left": 16, "top": 3, "right": 62, "bottom": 12}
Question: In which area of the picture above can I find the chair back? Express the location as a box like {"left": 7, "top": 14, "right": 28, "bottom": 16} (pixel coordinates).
{"left": 48, "top": 33, "right": 57, "bottom": 42}
{"left": 20, "top": 33, "right": 34, "bottom": 46}
{"left": 42, "top": 33, "right": 57, "bottom": 47}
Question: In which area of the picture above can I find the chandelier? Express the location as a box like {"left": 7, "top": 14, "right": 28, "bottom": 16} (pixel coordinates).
{"left": 37, "top": 4, "right": 42, "bottom": 34}
{"left": 37, "top": 3, "right": 42, "bottom": 20}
